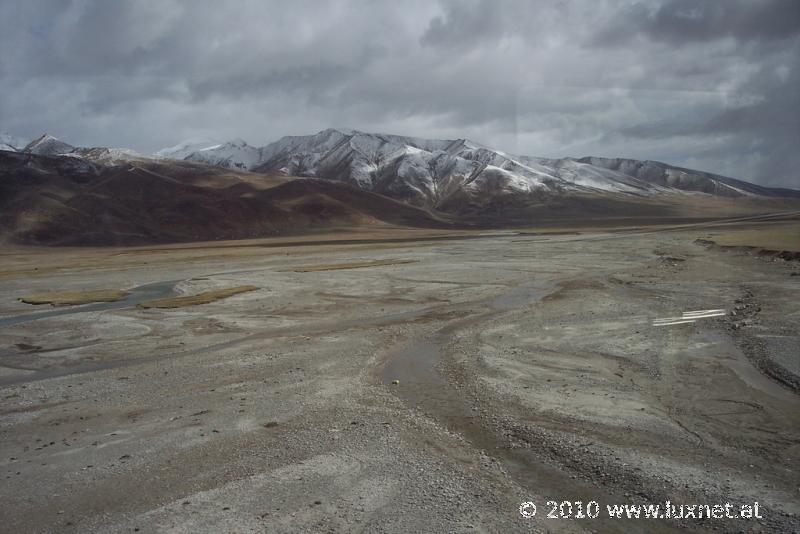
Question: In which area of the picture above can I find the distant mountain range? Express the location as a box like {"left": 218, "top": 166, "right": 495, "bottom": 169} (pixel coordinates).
{"left": 5, "top": 129, "right": 798, "bottom": 204}
{"left": 1, "top": 129, "right": 798, "bottom": 245}
{"left": 154, "top": 128, "right": 800, "bottom": 205}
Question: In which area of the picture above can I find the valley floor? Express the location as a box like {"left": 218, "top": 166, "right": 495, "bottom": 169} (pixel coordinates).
{"left": 0, "top": 217, "right": 798, "bottom": 533}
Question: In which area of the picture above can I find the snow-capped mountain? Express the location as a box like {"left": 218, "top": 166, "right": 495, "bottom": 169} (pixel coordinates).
{"left": 574, "top": 157, "right": 794, "bottom": 198}
{"left": 261, "top": 129, "right": 800, "bottom": 204}
{"left": 252, "top": 129, "right": 559, "bottom": 204}
{"left": 1, "top": 128, "right": 798, "bottom": 245}
{"left": 184, "top": 139, "right": 263, "bottom": 170}
{"left": 0, "top": 132, "right": 152, "bottom": 164}
{"left": 157, "top": 128, "right": 799, "bottom": 206}
{"left": 72, "top": 146, "right": 153, "bottom": 165}
{"left": 4, "top": 129, "right": 797, "bottom": 212}
{"left": 156, "top": 138, "right": 264, "bottom": 170}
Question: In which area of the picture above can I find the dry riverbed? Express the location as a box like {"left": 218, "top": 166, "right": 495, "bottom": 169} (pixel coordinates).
{"left": 0, "top": 220, "right": 798, "bottom": 533}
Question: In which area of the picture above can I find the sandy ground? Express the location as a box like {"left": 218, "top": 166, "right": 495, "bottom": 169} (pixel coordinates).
{"left": 706, "top": 221, "right": 800, "bottom": 252}
{"left": 0, "top": 218, "right": 798, "bottom": 533}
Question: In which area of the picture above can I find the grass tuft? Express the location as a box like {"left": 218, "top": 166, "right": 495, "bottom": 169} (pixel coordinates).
{"left": 19, "top": 289, "right": 129, "bottom": 306}
{"left": 138, "top": 285, "right": 258, "bottom": 309}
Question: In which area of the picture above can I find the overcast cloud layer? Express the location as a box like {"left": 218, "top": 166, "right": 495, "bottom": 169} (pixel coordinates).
{"left": 1, "top": 0, "right": 798, "bottom": 187}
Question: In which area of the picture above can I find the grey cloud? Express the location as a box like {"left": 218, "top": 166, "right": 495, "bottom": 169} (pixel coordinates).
{"left": 420, "top": 0, "right": 510, "bottom": 49}
{"left": 0, "top": 0, "right": 797, "bottom": 187}
{"left": 593, "top": 0, "right": 800, "bottom": 46}
{"left": 420, "top": 0, "right": 577, "bottom": 50}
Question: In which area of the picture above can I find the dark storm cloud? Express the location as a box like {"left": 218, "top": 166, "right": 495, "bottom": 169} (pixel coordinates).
{"left": 0, "top": 0, "right": 797, "bottom": 187}
{"left": 593, "top": 0, "right": 800, "bottom": 46}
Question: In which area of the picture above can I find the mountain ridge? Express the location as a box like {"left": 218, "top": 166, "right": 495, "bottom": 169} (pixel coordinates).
{"left": 0, "top": 150, "right": 449, "bottom": 246}
{"left": 3, "top": 129, "right": 798, "bottom": 214}
{"left": 2, "top": 139, "right": 799, "bottom": 246}
{"left": 153, "top": 128, "right": 799, "bottom": 206}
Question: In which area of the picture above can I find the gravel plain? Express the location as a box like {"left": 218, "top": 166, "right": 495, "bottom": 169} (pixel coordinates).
{"left": 0, "top": 220, "right": 798, "bottom": 533}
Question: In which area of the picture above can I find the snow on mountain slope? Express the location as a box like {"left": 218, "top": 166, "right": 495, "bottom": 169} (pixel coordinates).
{"left": 154, "top": 138, "right": 221, "bottom": 160}
{"left": 577, "top": 157, "right": 799, "bottom": 198}
{"left": 155, "top": 138, "right": 264, "bottom": 169}
{"left": 530, "top": 157, "right": 678, "bottom": 195}
{"left": 249, "top": 129, "right": 696, "bottom": 206}
{"left": 1, "top": 132, "right": 153, "bottom": 165}
{"left": 73, "top": 147, "right": 153, "bottom": 165}
{"left": 184, "top": 139, "right": 264, "bottom": 170}
{"left": 249, "top": 129, "right": 564, "bottom": 205}
{"left": 22, "top": 134, "right": 75, "bottom": 156}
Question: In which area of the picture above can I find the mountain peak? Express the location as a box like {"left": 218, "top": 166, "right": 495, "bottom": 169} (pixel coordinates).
{"left": 23, "top": 133, "right": 75, "bottom": 156}
{"left": 320, "top": 127, "right": 357, "bottom": 136}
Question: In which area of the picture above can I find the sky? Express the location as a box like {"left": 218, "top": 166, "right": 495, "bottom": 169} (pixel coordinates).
{"left": 0, "top": 0, "right": 798, "bottom": 187}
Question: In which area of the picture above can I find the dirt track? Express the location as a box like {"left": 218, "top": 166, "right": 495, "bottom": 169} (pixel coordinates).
{"left": 0, "top": 219, "right": 798, "bottom": 533}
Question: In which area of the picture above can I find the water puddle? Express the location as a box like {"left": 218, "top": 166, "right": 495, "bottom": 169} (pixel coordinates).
{"left": 379, "top": 280, "right": 675, "bottom": 533}
{"left": 0, "top": 280, "right": 180, "bottom": 329}
{"left": 487, "top": 283, "right": 555, "bottom": 312}
{"left": 382, "top": 337, "right": 445, "bottom": 388}
{"left": 380, "top": 281, "right": 554, "bottom": 389}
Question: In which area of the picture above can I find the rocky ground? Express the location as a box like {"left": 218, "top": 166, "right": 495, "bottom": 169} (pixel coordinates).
{"left": 0, "top": 220, "right": 798, "bottom": 533}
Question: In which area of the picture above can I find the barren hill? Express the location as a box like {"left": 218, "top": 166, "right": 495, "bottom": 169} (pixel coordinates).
{"left": 0, "top": 151, "right": 447, "bottom": 246}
